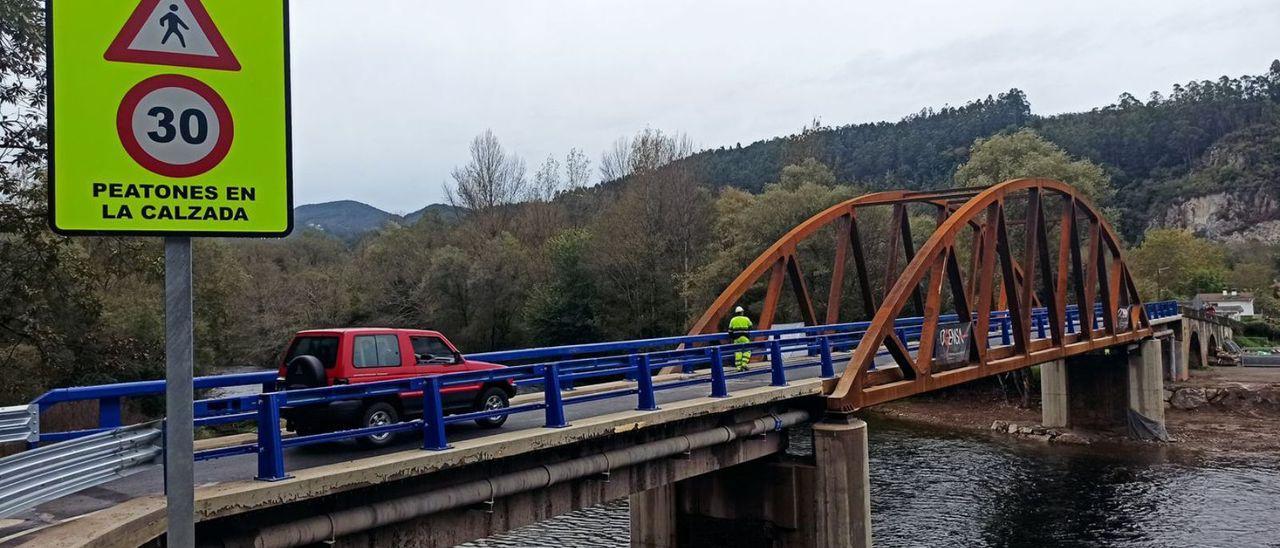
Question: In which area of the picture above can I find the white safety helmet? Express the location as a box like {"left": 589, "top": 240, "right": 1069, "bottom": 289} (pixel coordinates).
{"left": 734, "top": 306, "right": 745, "bottom": 314}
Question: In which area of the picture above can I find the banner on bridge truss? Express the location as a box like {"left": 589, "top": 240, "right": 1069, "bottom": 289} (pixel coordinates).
{"left": 933, "top": 321, "right": 972, "bottom": 369}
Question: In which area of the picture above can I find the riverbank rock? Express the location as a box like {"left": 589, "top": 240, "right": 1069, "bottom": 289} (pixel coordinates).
{"left": 1167, "top": 382, "right": 1280, "bottom": 413}
{"left": 989, "top": 421, "right": 1085, "bottom": 444}
{"left": 1170, "top": 388, "right": 1208, "bottom": 410}
{"left": 1053, "top": 431, "right": 1091, "bottom": 445}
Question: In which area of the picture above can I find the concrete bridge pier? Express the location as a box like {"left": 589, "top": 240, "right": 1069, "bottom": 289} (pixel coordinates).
{"left": 631, "top": 414, "right": 871, "bottom": 548}
{"left": 1040, "top": 359, "right": 1070, "bottom": 428}
{"left": 1128, "top": 338, "right": 1166, "bottom": 432}
{"left": 1040, "top": 339, "right": 1167, "bottom": 440}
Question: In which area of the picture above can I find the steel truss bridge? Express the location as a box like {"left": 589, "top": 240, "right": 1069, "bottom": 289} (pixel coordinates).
{"left": 2, "top": 179, "right": 1182, "bottom": 547}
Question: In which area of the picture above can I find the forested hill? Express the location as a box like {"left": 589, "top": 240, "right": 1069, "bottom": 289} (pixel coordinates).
{"left": 294, "top": 201, "right": 462, "bottom": 242}
{"left": 682, "top": 60, "right": 1280, "bottom": 239}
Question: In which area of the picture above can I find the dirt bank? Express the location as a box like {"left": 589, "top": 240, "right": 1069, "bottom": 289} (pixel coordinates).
{"left": 864, "top": 367, "right": 1280, "bottom": 456}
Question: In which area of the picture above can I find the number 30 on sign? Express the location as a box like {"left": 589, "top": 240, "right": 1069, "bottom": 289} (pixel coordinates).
{"left": 47, "top": 0, "right": 291, "bottom": 236}
{"left": 118, "top": 74, "right": 234, "bottom": 178}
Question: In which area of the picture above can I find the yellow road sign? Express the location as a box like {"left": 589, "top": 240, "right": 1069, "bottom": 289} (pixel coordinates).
{"left": 48, "top": 0, "right": 291, "bottom": 236}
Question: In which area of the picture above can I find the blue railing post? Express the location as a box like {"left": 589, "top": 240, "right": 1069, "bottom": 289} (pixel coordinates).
{"left": 1036, "top": 315, "right": 1046, "bottom": 339}
{"left": 769, "top": 340, "right": 787, "bottom": 386}
{"left": 421, "top": 377, "right": 451, "bottom": 450}
{"left": 635, "top": 355, "right": 659, "bottom": 411}
{"left": 708, "top": 346, "right": 728, "bottom": 398}
{"left": 98, "top": 397, "right": 122, "bottom": 429}
{"left": 255, "top": 392, "right": 289, "bottom": 481}
{"left": 543, "top": 363, "right": 569, "bottom": 428}
{"left": 1000, "top": 317, "right": 1011, "bottom": 346}
{"left": 819, "top": 336, "right": 835, "bottom": 378}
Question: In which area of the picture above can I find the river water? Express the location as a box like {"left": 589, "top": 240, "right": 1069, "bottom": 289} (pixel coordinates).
{"left": 463, "top": 416, "right": 1280, "bottom": 547}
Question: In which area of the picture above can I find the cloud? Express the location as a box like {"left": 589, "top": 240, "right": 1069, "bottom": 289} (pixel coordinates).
{"left": 285, "top": 0, "right": 1280, "bottom": 211}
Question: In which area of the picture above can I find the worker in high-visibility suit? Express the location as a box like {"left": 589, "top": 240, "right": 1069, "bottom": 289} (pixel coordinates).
{"left": 728, "top": 306, "right": 754, "bottom": 371}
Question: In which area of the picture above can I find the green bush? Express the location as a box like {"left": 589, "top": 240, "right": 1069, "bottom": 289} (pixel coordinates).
{"left": 1242, "top": 318, "right": 1280, "bottom": 341}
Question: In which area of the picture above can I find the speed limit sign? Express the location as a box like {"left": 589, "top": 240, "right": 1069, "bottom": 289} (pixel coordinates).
{"left": 117, "top": 74, "right": 234, "bottom": 178}
{"left": 48, "top": 0, "right": 290, "bottom": 236}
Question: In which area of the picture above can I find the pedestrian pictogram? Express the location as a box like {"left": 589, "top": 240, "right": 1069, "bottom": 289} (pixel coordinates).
{"left": 159, "top": 5, "right": 190, "bottom": 48}
{"left": 103, "top": 0, "right": 241, "bottom": 71}
{"left": 117, "top": 74, "right": 234, "bottom": 178}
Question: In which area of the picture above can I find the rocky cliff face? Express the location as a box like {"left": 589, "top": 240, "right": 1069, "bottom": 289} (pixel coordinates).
{"left": 1156, "top": 190, "right": 1280, "bottom": 242}
{"left": 1148, "top": 124, "right": 1280, "bottom": 242}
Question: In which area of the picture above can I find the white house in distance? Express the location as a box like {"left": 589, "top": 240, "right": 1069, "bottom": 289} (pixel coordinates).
{"left": 1192, "top": 290, "right": 1255, "bottom": 319}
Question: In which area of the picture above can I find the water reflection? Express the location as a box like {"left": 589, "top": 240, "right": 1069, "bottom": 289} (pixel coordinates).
{"left": 867, "top": 418, "right": 1280, "bottom": 547}
{"left": 463, "top": 417, "right": 1280, "bottom": 547}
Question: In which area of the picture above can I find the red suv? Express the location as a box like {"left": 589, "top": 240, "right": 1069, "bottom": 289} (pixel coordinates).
{"left": 277, "top": 328, "right": 515, "bottom": 447}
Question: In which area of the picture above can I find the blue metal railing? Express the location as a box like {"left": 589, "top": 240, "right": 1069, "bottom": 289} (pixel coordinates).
{"left": 25, "top": 301, "right": 1181, "bottom": 471}
{"left": 240, "top": 300, "right": 1183, "bottom": 481}
{"left": 245, "top": 331, "right": 846, "bottom": 480}
{"left": 30, "top": 371, "right": 278, "bottom": 444}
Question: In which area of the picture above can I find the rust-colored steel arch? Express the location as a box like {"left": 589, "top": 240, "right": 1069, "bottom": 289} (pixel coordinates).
{"left": 676, "top": 187, "right": 996, "bottom": 374}
{"left": 825, "top": 178, "right": 1150, "bottom": 412}
{"left": 687, "top": 188, "right": 988, "bottom": 329}
{"left": 684, "top": 178, "right": 1149, "bottom": 410}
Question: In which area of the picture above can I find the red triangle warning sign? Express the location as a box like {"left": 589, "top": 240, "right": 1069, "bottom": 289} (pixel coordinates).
{"left": 104, "top": 0, "right": 240, "bottom": 71}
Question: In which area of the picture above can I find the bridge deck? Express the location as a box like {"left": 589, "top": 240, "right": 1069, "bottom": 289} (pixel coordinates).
{"left": 11, "top": 355, "right": 844, "bottom": 547}
{"left": 11, "top": 314, "right": 1190, "bottom": 546}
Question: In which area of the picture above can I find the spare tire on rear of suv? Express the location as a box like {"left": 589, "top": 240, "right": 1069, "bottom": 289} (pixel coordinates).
{"left": 284, "top": 355, "right": 326, "bottom": 389}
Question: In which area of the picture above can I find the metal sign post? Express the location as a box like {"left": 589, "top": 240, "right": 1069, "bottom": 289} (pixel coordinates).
{"left": 164, "top": 236, "right": 195, "bottom": 546}
{"left": 46, "top": 1, "right": 291, "bottom": 542}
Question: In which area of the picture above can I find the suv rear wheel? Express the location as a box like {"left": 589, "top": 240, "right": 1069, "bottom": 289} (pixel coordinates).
{"left": 474, "top": 387, "right": 510, "bottom": 429}
{"left": 356, "top": 402, "right": 399, "bottom": 448}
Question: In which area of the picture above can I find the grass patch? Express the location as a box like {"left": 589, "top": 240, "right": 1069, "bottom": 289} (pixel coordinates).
{"left": 1235, "top": 335, "right": 1277, "bottom": 348}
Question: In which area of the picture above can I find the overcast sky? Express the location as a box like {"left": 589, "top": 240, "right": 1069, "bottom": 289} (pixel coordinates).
{"left": 287, "top": 0, "right": 1280, "bottom": 212}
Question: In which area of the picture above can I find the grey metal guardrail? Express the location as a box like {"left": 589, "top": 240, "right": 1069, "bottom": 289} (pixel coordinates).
{"left": 0, "top": 421, "right": 162, "bottom": 519}
{"left": 0, "top": 404, "right": 39, "bottom": 444}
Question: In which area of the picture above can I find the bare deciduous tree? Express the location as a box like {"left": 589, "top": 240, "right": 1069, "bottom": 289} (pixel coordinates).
{"left": 598, "top": 128, "right": 694, "bottom": 182}
{"left": 530, "top": 155, "right": 562, "bottom": 202}
{"left": 564, "top": 147, "right": 592, "bottom": 189}
{"left": 445, "top": 129, "right": 528, "bottom": 213}
{"left": 599, "top": 137, "right": 631, "bottom": 182}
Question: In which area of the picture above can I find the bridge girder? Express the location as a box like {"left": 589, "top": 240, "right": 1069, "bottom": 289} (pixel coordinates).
{"left": 687, "top": 179, "right": 1151, "bottom": 412}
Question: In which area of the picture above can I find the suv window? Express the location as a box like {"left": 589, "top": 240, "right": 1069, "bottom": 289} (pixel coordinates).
{"left": 286, "top": 336, "right": 339, "bottom": 369}
{"left": 411, "top": 336, "right": 459, "bottom": 364}
{"left": 353, "top": 334, "right": 401, "bottom": 368}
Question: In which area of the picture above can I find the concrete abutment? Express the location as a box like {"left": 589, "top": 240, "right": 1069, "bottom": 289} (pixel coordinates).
{"left": 630, "top": 415, "right": 870, "bottom": 548}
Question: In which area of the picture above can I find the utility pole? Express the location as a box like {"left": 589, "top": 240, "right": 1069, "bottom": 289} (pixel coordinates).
{"left": 1156, "top": 266, "right": 1170, "bottom": 300}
